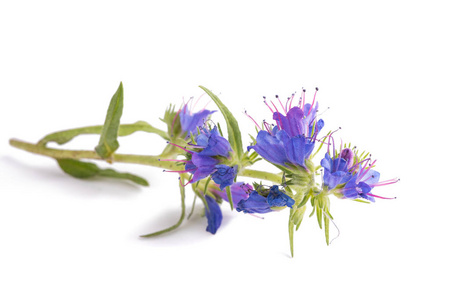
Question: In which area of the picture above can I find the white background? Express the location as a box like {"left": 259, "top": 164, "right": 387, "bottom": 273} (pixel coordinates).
{"left": 1, "top": 1, "right": 448, "bottom": 299}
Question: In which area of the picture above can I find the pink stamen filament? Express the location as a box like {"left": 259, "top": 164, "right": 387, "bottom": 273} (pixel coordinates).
{"left": 270, "top": 100, "right": 283, "bottom": 129}
{"left": 245, "top": 110, "right": 262, "bottom": 131}
{"left": 301, "top": 89, "right": 306, "bottom": 109}
{"left": 193, "top": 93, "right": 205, "bottom": 111}
{"left": 289, "top": 93, "right": 296, "bottom": 110}
{"left": 168, "top": 142, "right": 194, "bottom": 154}
{"left": 366, "top": 193, "right": 396, "bottom": 200}
{"left": 371, "top": 178, "right": 400, "bottom": 187}
{"left": 356, "top": 158, "right": 372, "bottom": 183}
{"left": 263, "top": 121, "right": 272, "bottom": 134}
{"left": 358, "top": 159, "right": 377, "bottom": 182}
{"left": 307, "top": 88, "right": 318, "bottom": 116}
{"left": 276, "top": 95, "right": 287, "bottom": 114}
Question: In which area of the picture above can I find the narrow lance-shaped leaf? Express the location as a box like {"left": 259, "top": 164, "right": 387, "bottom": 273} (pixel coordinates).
{"left": 198, "top": 86, "right": 243, "bottom": 160}
{"left": 38, "top": 121, "right": 169, "bottom": 147}
{"left": 95, "top": 82, "right": 124, "bottom": 158}
{"left": 57, "top": 158, "right": 149, "bottom": 186}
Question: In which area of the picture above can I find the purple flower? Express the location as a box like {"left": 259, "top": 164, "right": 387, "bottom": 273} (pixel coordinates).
{"left": 179, "top": 104, "right": 214, "bottom": 137}
{"left": 320, "top": 152, "right": 353, "bottom": 190}
{"left": 236, "top": 191, "right": 273, "bottom": 214}
{"left": 211, "top": 165, "right": 238, "bottom": 190}
{"left": 184, "top": 153, "right": 219, "bottom": 183}
{"left": 212, "top": 182, "right": 253, "bottom": 207}
{"left": 205, "top": 195, "right": 223, "bottom": 234}
{"left": 247, "top": 90, "right": 324, "bottom": 170}
{"left": 267, "top": 185, "right": 295, "bottom": 207}
{"left": 195, "top": 126, "right": 232, "bottom": 157}
{"left": 236, "top": 185, "right": 295, "bottom": 214}
{"left": 167, "top": 125, "right": 237, "bottom": 189}
{"left": 338, "top": 156, "right": 399, "bottom": 202}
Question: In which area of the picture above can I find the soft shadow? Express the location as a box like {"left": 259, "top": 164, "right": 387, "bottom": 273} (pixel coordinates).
{"left": 1, "top": 155, "right": 146, "bottom": 199}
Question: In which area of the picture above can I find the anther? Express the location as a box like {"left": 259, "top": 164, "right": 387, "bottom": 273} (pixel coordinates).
{"left": 316, "top": 87, "right": 319, "bottom": 91}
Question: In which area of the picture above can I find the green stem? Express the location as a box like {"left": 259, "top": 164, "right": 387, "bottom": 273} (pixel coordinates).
{"left": 240, "top": 168, "right": 283, "bottom": 184}
{"left": 10, "top": 138, "right": 184, "bottom": 171}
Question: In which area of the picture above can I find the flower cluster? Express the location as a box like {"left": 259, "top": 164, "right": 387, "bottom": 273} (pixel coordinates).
{"left": 167, "top": 125, "right": 238, "bottom": 189}
{"left": 163, "top": 89, "right": 398, "bottom": 240}
{"left": 11, "top": 83, "right": 399, "bottom": 256}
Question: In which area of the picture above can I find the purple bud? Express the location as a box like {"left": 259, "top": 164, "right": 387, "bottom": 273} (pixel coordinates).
{"left": 340, "top": 148, "right": 354, "bottom": 169}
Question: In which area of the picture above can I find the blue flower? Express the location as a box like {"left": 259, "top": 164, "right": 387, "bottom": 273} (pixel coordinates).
{"left": 179, "top": 104, "right": 214, "bottom": 137}
{"left": 247, "top": 92, "right": 324, "bottom": 170}
{"left": 236, "top": 191, "right": 272, "bottom": 214}
{"left": 248, "top": 128, "right": 314, "bottom": 169}
{"left": 267, "top": 185, "right": 295, "bottom": 207}
{"left": 342, "top": 170, "right": 379, "bottom": 202}
{"left": 204, "top": 195, "right": 223, "bottom": 234}
{"left": 212, "top": 182, "right": 253, "bottom": 207}
{"left": 211, "top": 165, "right": 238, "bottom": 190}
{"left": 337, "top": 154, "right": 399, "bottom": 202}
{"left": 168, "top": 125, "right": 237, "bottom": 189}
{"left": 320, "top": 152, "right": 353, "bottom": 190}
{"left": 236, "top": 185, "right": 295, "bottom": 214}
{"left": 184, "top": 153, "right": 219, "bottom": 183}
{"left": 195, "top": 126, "right": 232, "bottom": 157}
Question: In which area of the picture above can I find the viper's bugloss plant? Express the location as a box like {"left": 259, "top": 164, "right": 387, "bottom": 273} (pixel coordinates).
{"left": 9, "top": 83, "right": 398, "bottom": 257}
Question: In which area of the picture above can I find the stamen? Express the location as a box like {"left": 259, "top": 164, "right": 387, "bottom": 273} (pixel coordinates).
{"left": 276, "top": 94, "right": 287, "bottom": 114}
{"left": 307, "top": 87, "right": 319, "bottom": 116}
{"left": 289, "top": 92, "right": 296, "bottom": 110}
{"left": 263, "top": 97, "right": 275, "bottom": 114}
{"left": 167, "top": 142, "right": 194, "bottom": 154}
{"left": 366, "top": 193, "right": 396, "bottom": 200}
{"left": 192, "top": 93, "right": 206, "bottom": 111}
{"left": 245, "top": 110, "right": 262, "bottom": 131}
{"left": 301, "top": 88, "right": 306, "bottom": 109}
{"left": 270, "top": 100, "right": 283, "bottom": 129}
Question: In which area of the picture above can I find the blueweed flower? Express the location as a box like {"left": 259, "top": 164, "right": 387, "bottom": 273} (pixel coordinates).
{"left": 321, "top": 150, "right": 353, "bottom": 190}
{"left": 318, "top": 145, "right": 400, "bottom": 201}
{"left": 211, "top": 165, "right": 238, "bottom": 190}
{"left": 340, "top": 160, "right": 399, "bottom": 202}
{"left": 178, "top": 102, "right": 214, "bottom": 137}
{"left": 205, "top": 195, "right": 223, "bottom": 234}
{"left": 165, "top": 125, "right": 237, "bottom": 189}
{"left": 211, "top": 182, "right": 253, "bottom": 207}
{"left": 247, "top": 89, "right": 324, "bottom": 170}
{"left": 236, "top": 185, "right": 295, "bottom": 214}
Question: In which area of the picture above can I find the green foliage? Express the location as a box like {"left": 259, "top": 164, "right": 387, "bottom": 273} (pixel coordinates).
{"left": 199, "top": 86, "right": 243, "bottom": 160}
{"left": 57, "top": 158, "right": 149, "bottom": 186}
{"left": 95, "top": 82, "right": 124, "bottom": 158}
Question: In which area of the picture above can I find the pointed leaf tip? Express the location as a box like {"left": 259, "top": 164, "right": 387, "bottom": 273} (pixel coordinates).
{"left": 95, "top": 82, "right": 124, "bottom": 158}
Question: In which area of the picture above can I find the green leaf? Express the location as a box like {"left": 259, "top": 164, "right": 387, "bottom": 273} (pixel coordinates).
{"left": 37, "top": 121, "right": 169, "bottom": 147}
{"left": 95, "top": 82, "right": 124, "bottom": 158}
{"left": 198, "top": 86, "right": 243, "bottom": 159}
{"left": 57, "top": 158, "right": 99, "bottom": 178}
{"left": 57, "top": 159, "right": 149, "bottom": 186}
{"left": 96, "top": 168, "right": 149, "bottom": 186}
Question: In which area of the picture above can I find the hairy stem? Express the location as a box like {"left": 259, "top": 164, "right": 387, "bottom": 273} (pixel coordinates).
{"left": 10, "top": 138, "right": 184, "bottom": 171}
